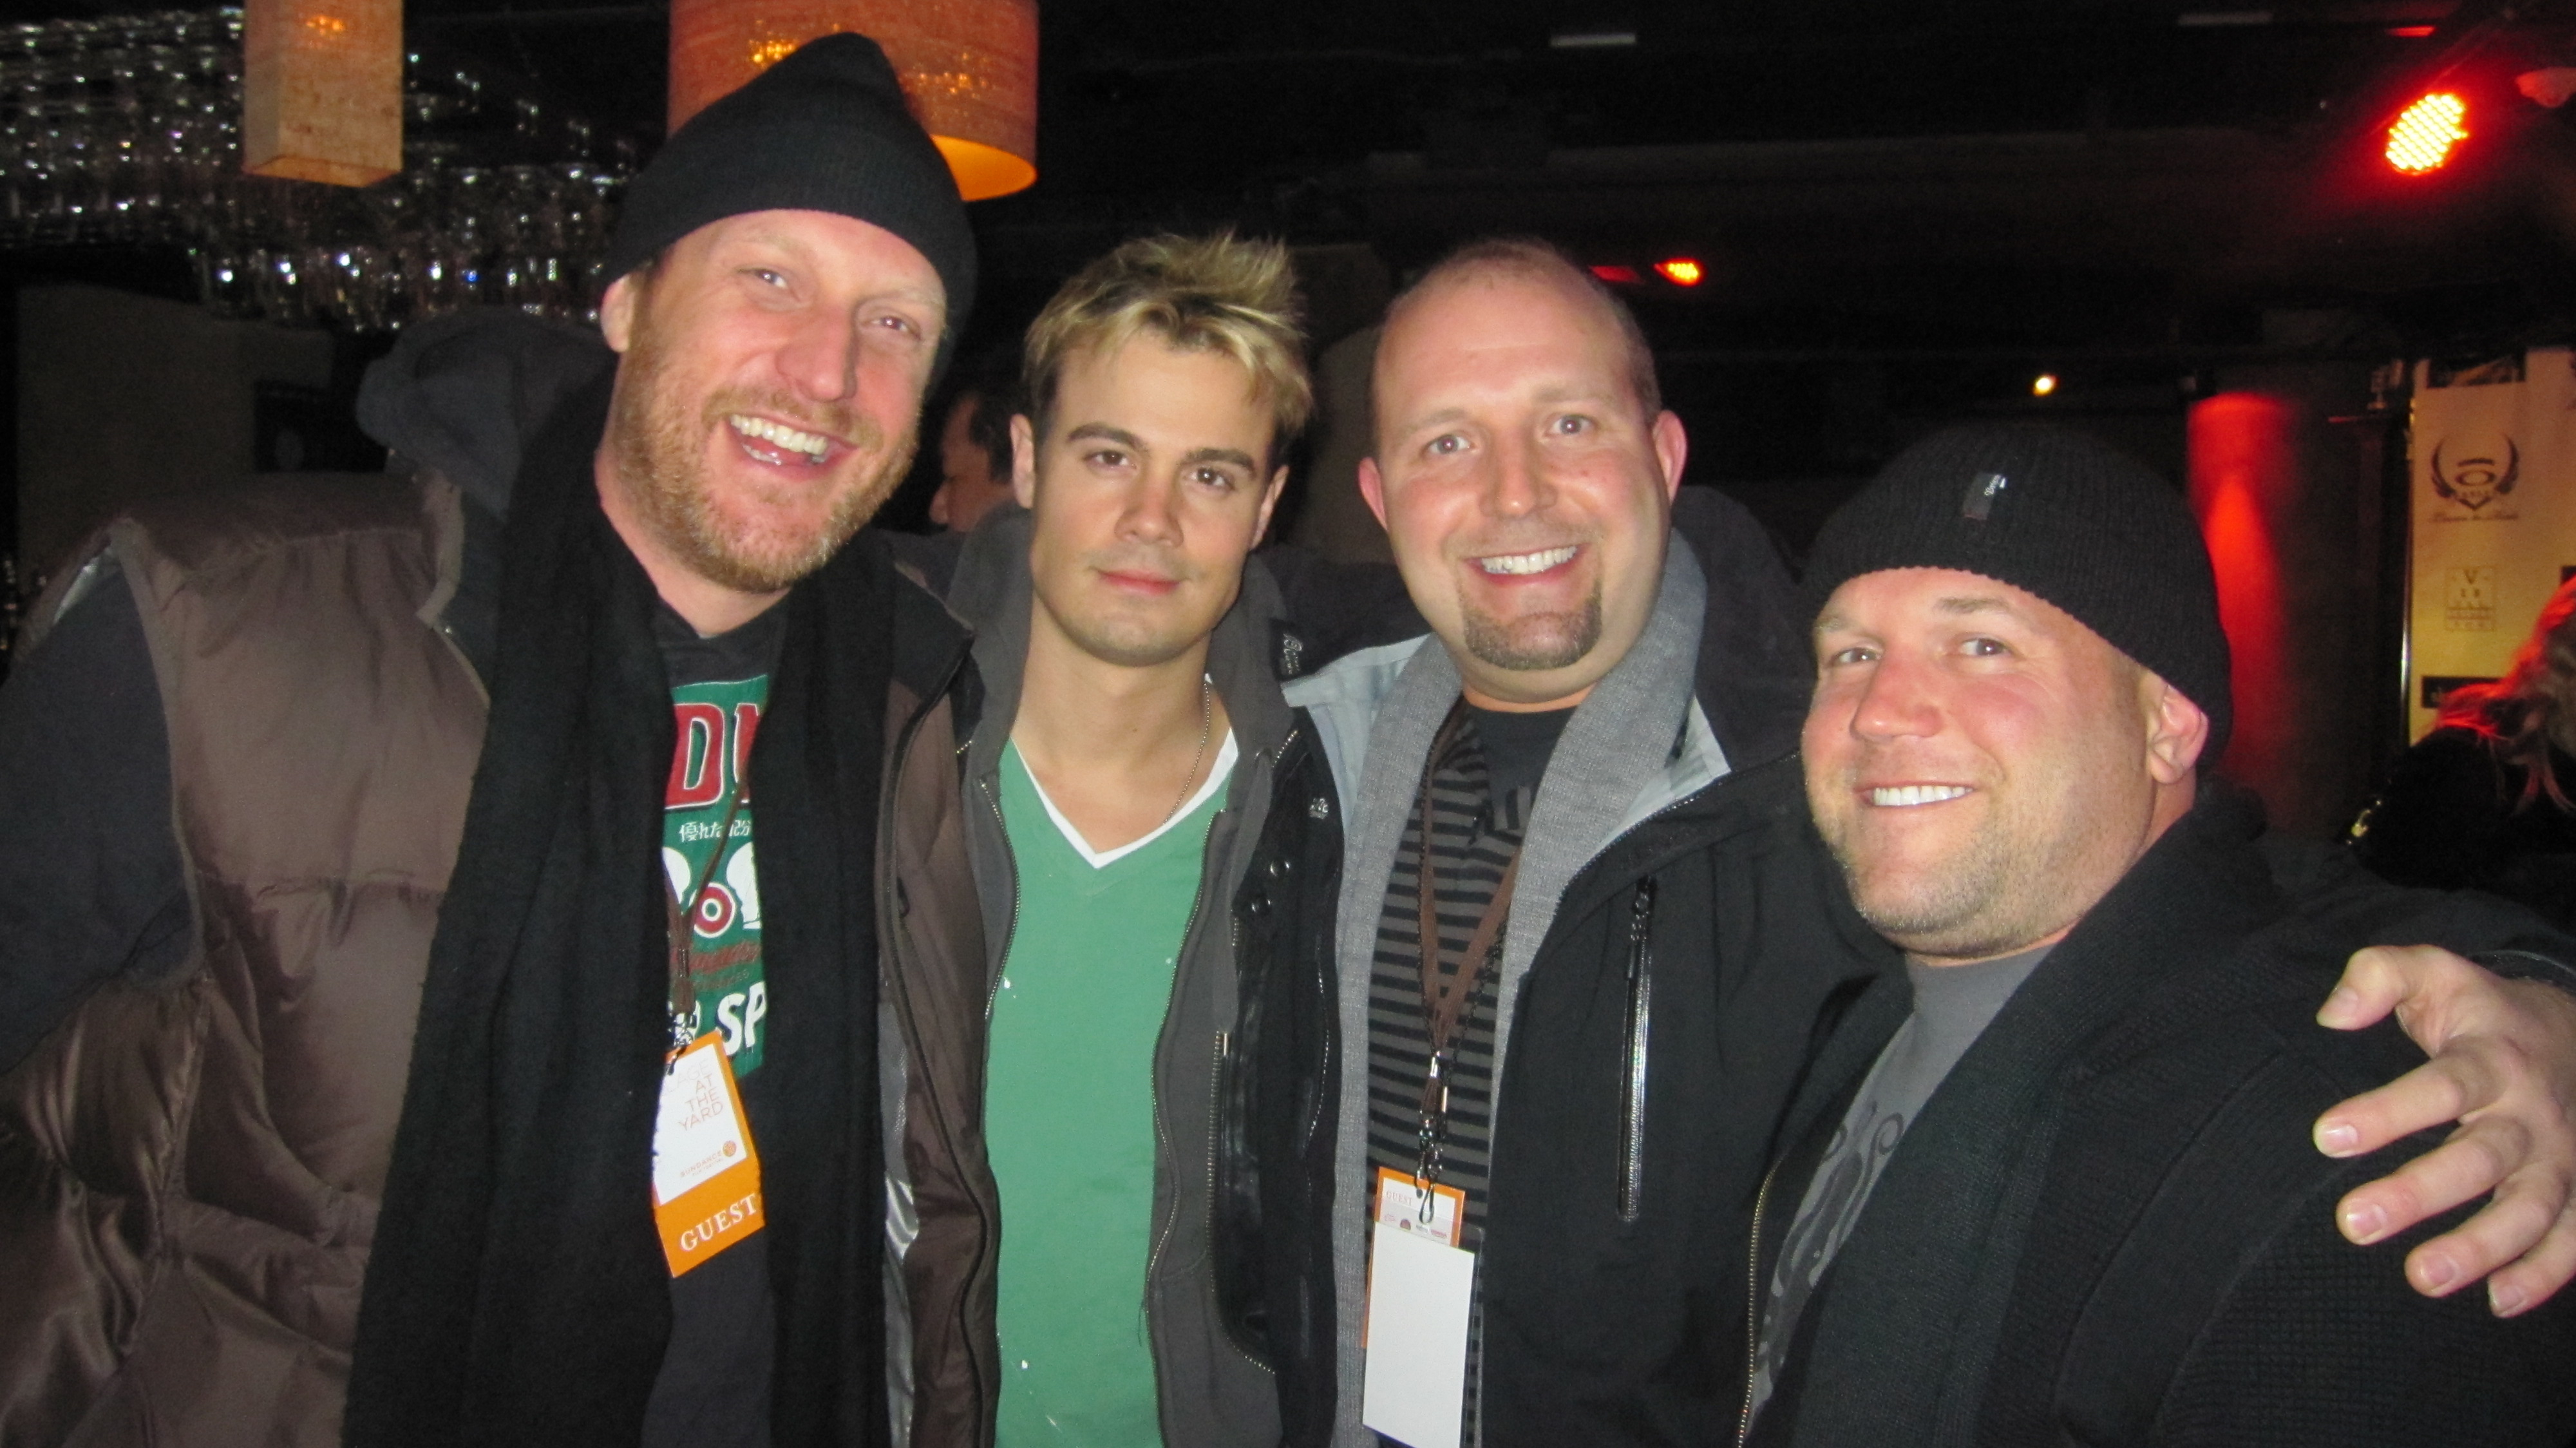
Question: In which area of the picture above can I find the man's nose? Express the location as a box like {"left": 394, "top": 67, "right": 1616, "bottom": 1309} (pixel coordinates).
{"left": 1850, "top": 653, "right": 1942, "bottom": 742}
{"left": 1483, "top": 433, "right": 1557, "bottom": 519}
{"left": 774, "top": 309, "right": 860, "bottom": 404}
{"left": 1120, "top": 474, "right": 1183, "bottom": 545}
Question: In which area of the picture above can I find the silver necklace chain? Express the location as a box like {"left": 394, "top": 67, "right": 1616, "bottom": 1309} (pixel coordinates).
{"left": 1163, "top": 673, "right": 1213, "bottom": 828}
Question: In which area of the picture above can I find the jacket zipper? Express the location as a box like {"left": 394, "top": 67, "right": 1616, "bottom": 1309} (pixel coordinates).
{"left": 1204, "top": 1027, "right": 1274, "bottom": 1375}
{"left": 1143, "top": 761, "right": 1241, "bottom": 1448}
{"left": 1617, "top": 876, "right": 1657, "bottom": 1222}
{"left": 969, "top": 771, "right": 1020, "bottom": 1447}
{"left": 978, "top": 777, "right": 1020, "bottom": 1021}
{"left": 1144, "top": 839, "right": 1215, "bottom": 1282}
{"left": 1738, "top": 1156, "right": 1785, "bottom": 1448}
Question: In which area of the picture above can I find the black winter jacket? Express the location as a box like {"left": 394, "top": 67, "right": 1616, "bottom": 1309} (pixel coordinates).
{"left": 1749, "top": 785, "right": 2576, "bottom": 1448}
{"left": 1251, "top": 513, "right": 1897, "bottom": 1448}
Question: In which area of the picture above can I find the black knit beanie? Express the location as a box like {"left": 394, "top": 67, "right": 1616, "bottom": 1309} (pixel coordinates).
{"left": 1801, "top": 423, "right": 2233, "bottom": 758}
{"left": 601, "top": 33, "right": 976, "bottom": 373}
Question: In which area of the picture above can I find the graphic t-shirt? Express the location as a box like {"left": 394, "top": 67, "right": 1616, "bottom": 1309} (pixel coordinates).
{"left": 1745, "top": 943, "right": 2051, "bottom": 1427}
{"left": 661, "top": 672, "right": 771, "bottom": 1073}
{"left": 643, "top": 602, "right": 785, "bottom": 1448}
{"left": 985, "top": 734, "right": 1235, "bottom": 1447}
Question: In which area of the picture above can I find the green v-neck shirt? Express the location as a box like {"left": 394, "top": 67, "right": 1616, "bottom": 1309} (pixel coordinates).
{"left": 986, "top": 740, "right": 1227, "bottom": 1447}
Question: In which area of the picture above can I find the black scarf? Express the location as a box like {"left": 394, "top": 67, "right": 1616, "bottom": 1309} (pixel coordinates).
{"left": 347, "top": 378, "right": 898, "bottom": 1447}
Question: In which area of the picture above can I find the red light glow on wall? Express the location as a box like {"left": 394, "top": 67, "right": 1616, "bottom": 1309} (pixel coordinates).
{"left": 2187, "top": 392, "right": 2296, "bottom": 786}
{"left": 1654, "top": 257, "right": 1705, "bottom": 286}
{"left": 1591, "top": 264, "right": 1642, "bottom": 283}
{"left": 2385, "top": 91, "right": 2468, "bottom": 174}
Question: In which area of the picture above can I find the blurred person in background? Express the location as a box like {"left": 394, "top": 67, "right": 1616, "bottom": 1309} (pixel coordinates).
{"left": 2356, "top": 574, "right": 2576, "bottom": 926}
{"left": 927, "top": 346, "right": 1022, "bottom": 534}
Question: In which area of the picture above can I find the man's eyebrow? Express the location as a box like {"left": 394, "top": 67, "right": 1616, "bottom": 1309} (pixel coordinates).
{"left": 730, "top": 231, "right": 944, "bottom": 307}
{"left": 1392, "top": 405, "right": 1472, "bottom": 438}
{"left": 1063, "top": 422, "right": 1145, "bottom": 451}
{"left": 1531, "top": 383, "right": 1619, "bottom": 407}
{"left": 1180, "top": 446, "right": 1259, "bottom": 472}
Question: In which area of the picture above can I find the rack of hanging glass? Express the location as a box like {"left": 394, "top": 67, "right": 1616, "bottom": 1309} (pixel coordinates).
{"left": 0, "top": 8, "right": 636, "bottom": 329}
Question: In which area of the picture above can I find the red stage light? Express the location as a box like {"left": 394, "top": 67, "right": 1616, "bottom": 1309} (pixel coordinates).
{"left": 2386, "top": 91, "right": 2468, "bottom": 174}
{"left": 1590, "top": 264, "right": 1642, "bottom": 283}
{"left": 2387, "top": 24, "right": 2436, "bottom": 36}
{"left": 1654, "top": 257, "right": 1705, "bottom": 286}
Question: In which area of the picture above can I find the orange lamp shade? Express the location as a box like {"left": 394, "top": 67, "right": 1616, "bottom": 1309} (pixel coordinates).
{"left": 669, "top": 0, "right": 1039, "bottom": 200}
{"left": 242, "top": 0, "right": 402, "bottom": 187}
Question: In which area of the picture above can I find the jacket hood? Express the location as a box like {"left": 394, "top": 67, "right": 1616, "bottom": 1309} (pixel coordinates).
{"left": 355, "top": 308, "right": 616, "bottom": 519}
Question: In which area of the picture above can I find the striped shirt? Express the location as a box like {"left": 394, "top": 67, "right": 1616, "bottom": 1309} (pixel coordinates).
{"left": 1365, "top": 709, "right": 1534, "bottom": 1445}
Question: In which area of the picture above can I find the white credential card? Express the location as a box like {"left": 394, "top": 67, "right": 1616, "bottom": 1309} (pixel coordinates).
{"left": 1360, "top": 1219, "right": 1477, "bottom": 1448}
{"left": 651, "top": 1041, "right": 746, "bottom": 1205}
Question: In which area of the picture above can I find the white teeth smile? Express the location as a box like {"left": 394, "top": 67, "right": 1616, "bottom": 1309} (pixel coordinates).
{"left": 1477, "top": 546, "right": 1577, "bottom": 576}
{"left": 1870, "top": 785, "right": 1971, "bottom": 807}
{"left": 728, "top": 414, "right": 829, "bottom": 461}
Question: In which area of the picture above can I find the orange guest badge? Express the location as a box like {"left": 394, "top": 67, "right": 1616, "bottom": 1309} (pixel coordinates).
{"left": 652, "top": 1031, "right": 764, "bottom": 1275}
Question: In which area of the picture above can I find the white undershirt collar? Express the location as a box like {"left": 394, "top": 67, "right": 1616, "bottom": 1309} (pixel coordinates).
{"left": 1016, "top": 729, "right": 1240, "bottom": 870}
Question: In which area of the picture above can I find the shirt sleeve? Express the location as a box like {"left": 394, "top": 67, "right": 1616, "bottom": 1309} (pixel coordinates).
{"left": 0, "top": 562, "right": 192, "bottom": 1074}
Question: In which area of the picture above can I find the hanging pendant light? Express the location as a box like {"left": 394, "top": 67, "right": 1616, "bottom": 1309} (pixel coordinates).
{"left": 668, "top": 0, "right": 1038, "bottom": 200}
{"left": 241, "top": 0, "right": 402, "bottom": 186}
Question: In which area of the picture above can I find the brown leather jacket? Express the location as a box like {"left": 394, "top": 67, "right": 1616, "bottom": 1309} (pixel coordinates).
{"left": 0, "top": 473, "right": 487, "bottom": 1447}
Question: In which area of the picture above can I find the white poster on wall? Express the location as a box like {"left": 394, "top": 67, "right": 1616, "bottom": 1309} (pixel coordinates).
{"left": 2407, "top": 349, "right": 2576, "bottom": 740}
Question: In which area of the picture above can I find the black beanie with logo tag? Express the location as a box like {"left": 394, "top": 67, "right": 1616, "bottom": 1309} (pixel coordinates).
{"left": 1800, "top": 422, "right": 2233, "bottom": 758}
{"left": 600, "top": 32, "right": 975, "bottom": 372}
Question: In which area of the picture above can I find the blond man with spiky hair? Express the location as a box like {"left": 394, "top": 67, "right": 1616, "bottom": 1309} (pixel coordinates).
{"left": 881, "top": 232, "right": 1338, "bottom": 1448}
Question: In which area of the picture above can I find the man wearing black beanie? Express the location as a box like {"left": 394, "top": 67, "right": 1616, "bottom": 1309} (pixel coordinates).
{"left": 1741, "top": 423, "right": 2576, "bottom": 1446}
{"left": 318, "top": 32, "right": 970, "bottom": 1448}
{"left": 0, "top": 34, "right": 971, "bottom": 1447}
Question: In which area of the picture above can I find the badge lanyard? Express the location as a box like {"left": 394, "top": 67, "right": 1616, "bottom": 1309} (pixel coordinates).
{"left": 1410, "top": 707, "right": 1522, "bottom": 1215}
{"left": 650, "top": 775, "right": 764, "bottom": 1277}
{"left": 665, "top": 777, "right": 750, "bottom": 1053}
{"left": 1361, "top": 709, "right": 1519, "bottom": 1448}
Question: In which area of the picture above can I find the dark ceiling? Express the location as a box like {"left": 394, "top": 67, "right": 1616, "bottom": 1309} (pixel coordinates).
{"left": 10, "top": 0, "right": 2576, "bottom": 428}
{"left": 348, "top": 0, "right": 2576, "bottom": 351}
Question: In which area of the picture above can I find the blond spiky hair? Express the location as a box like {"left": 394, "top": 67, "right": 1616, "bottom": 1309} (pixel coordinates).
{"left": 1022, "top": 231, "right": 1312, "bottom": 464}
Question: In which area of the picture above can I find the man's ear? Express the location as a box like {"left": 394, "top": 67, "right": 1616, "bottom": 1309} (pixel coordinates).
{"left": 2143, "top": 672, "right": 2211, "bottom": 784}
{"left": 599, "top": 273, "right": 641, "bottom": 354}
{"left": 1253, "top": 464, "right": 1289, "bottom": 548}
{"left": 1010, "top": 414, "right": 1039, "bottom": 510}
{"left": 1358, "top": 455, "right": 1390, "bottom": 529}
{"left": 1651, "top": 410, "right": 1689, "bottom": 502}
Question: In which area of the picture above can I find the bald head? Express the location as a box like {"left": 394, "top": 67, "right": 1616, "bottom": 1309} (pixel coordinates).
{"left": 1380, "top": 238, "right": 1662, "bottom": 437}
